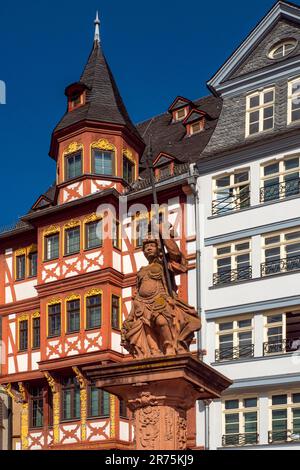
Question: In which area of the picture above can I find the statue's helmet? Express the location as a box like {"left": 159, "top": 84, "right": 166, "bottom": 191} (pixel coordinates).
{"left": 142, "top": 234, "right": 160, "bottom": 251}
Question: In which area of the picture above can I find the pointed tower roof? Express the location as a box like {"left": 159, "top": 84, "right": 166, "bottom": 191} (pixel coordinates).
{"left": 50, "top": 13, "right": 142, "bottom": 157}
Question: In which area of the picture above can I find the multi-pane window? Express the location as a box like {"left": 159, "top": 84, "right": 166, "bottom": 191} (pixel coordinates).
{"left": 19, "top": 319, "right": 28, "bottom": 351}
{"left": 246, "top": 88, "right": 274, "bottom": 136}
{"left": 212, "top": 170, "right": 250, "bottom": 215}
{"left": 86, "top": 294, "right": 102, "bottom": 329}
{"left": 260, "top": 156, "right": 300, "bottom": 202}
{"left": 288, "top": 77, "right": 300, "bottom": 124}
{"left": 269, "top": 40, "right": 297, "bottom": 60}
{"left": 223, "top": 397, "right": 258, "bottom": 446}
{"left": 48, "top": 303, "right": 61, "bottom": 337}
{"left": 111, "top": 295, "right": 121, "bottom": 330}
{"left": 61, "top": 377, "right": 80, "bottom": 421}
{"left": 67, "top": 299, "right": 80, "bottom": 333}
{"left": 65, "top": 226, "right": 80, "bottom": 255}
{"left": 66, "top": 152, "right": 82, "bottom": 180}
{"left": 123, "top": 157, "right": 134, "bottom": 184}
{"left": 92, "top": 149, "right": 114, "bottom": 175}
{"left": 112, "top": 220, "right": 121, "bottom": 249}
{"left": 213, "top": 240, "right": 251, "bottom": 285}
{"left": 261, "top": 229, "right": 300, "bottom": 276}
{"left": 28, "top": 252, "right": 38, "bottom": 277}
{"left": 264, "top": 314, "right": 284, "bottom": 355}
{"left": 174, "top": 108, "right": 187, "bottom": 121}
{"left": 45, "top": 233, "right": 59, "bottom": 261}
{"left": 32, "top": 316, "right": 40, "bottom": 349}
{"left": 134, "top": 213, "right": 149, "bottom": 248}
{"left": 89, "top": 386, "right": 110, "bottom": 417}
{"left": 269, "top": 392, "right": 300, "bottom": 443}
{"left": 216, "top": 318, "right": 253, "bottom": 361}
{"left": 16, "top": 254, "right": 26, "bottom": 280}
{"left": 189, "top": 120, "right": 203, "bottom": 135}
{"left": 85, "top": 220, "right": 102, "bottom": 250}
{"left": 30, "top": 387, "right": 44, "bottom": 428}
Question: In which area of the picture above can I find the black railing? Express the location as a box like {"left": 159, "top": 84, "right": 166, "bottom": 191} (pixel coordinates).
{"left": 268, "top": 429, "right": 300, "bottom": 443}
{"left": 222, "top": 433, "right": 259, "bottom": 446}
{"left": 215, "top": 344, "right": 254, "bottom": 362}
{"left": 213, "top": 266, "right": 252, "bottom": 285}
{"left": 261, "top": 254, "right": 300, "bottom": 276}
{"left": 126, "top": 162, "right": 190, "bottom": 193}
{"left": 263, "top": 337, "right": 300, "bottom": 355}
{"left": 212, "top": 188, "right": 250, "bottom": 215}
{"left": 260, "top": 178, "right": 300, "bottom": 203}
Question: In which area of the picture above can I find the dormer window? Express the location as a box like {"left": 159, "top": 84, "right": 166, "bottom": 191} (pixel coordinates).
{"left": 65, "top": 82, "right": 87, "bottom": 112}
{"left": 189, "top": 120, "right": 203, "bottom": 135}
{"left": 174, "top": 107, "right": 188, "bottom": 122}
{"left": 69, "top": 93, "right": 83, "bottom": 110}
{"left": 168, "top": 96, "right": 192, "bottom": 122}
{"left": 268, "top": 39, "right": 297, "bottom": 59}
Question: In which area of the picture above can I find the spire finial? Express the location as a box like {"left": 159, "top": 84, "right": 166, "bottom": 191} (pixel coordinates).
{"left": 94, "top": 11, "right": 100, "bottom": 45}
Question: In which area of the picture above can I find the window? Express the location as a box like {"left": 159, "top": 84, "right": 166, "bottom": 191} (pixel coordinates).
{"left": 16, "top": 254, "right": 26, "bottom": 280}
{"left": 19, "top": 319, "right": 28, "bottom": 351}
{"left": 269, "top": 40, "right": 297, "bottom": 59}
{"left": 112, "top": 220, "right": 121, "bottom": 249}
{"left": 123, "top": 157, "right": 135, "bottom": 184}
{"left": 223, "top": 397, "right": 258, "bottom": 446}
{"left": 156, "top": 163, "right": 172, "bottom": 180}
{"left": 61, "top": 377, "right": 80, "bottom": 421}
{"left": 48, "top": 303, "right": 61, "bottom": 337}
{"left": 288, "top": 77, "right": 300, "bottom": 123}
{"left": 246, "top": 88, "right": 274, "bottom": 136}
{"left": 134, "top": 213, "right": 149, "bottom": 248}
{"left": 189, "top": 120, "right": 203, "bottom": 135}
{"left": 88, "top": 386, "right": 110, "bottom": 417}
{"left": 260, "top": 156, "right": 300, "bottom": 202}
{"left": 30, "top": 387, "right": 44, "bottom": 428}
{"left": 45, "top": 233, "right": 59, "bottom": 261}
{"left": 212, "top": 170, "right": 250, "bottom": 215}
{"left": 261, "top": 229, "right": 300, "bottom": 276}
{"left": 32, "top": 316, "right": 40, "bottom": 349}
{"left": 65, "top": 152, "right": 82, "bottom": 180}
{"left": 28, "top": 252, "right": 37, "bottom": 277}
{"left": 85, "top": 220, "right": 102, "bottom": 250}
{"left": 174, "top": 108, "right": 187, "bottom": 121}
{"left": 86, "top": 294, "right": 102, "bottom": 329}
{"left": 111, "top": 295, "right": 121, "bottom": 330}
{"left": 66, "top": 299, "right": 80, "bottom": 333}
{"left": 216, "top": 318, "right": 253, "bottom": 361}
{"left": 213, "top": 240, "right": 251, "bottom": 285}
{"left": 92, "top": 149, "right": 114, "bottom": 175}
{"left": 269, "top": 392, "right": 300, "bottom": 443}
{"left": 119, "top": 399, "right": 128, "bottom": 419}
{"left": 65, "top": 226, "right": 80, "bottom": 255}
{"left": 69, "top": 93, "right": 83, "bottom": 110}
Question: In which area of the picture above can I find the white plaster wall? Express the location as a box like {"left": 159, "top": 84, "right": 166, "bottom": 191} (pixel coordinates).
{"left": 14, "top": 280, "right": 38, "bottom": 301}
{"left": 111, "top": 331, "right": 125, "bottom": 353}
{"left": 112, "top": 250, "right": 121, "bottom": 272}
{"left": 31, "top": 351, "right": 41, "bottom": 370}
{"left": 17, "top": 354, "right": 28, "bottom": 372}
{"left": 119, "top": 421, "right": 129, "bottom": 441}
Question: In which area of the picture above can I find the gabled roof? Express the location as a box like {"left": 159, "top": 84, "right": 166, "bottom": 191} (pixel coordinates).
{"left": 153, "top": 153, "right": 176, "bottom": 167}
{"left": 207, "top": 0, "right": 300, "bottom": 94}
{"left": 183, "top": 109, "right": 206, "bottom": 125}
{"left": 168, "top": 96, "right": 192, "bottom": 112}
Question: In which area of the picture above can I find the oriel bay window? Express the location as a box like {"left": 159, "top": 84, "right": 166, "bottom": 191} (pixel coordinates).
{"left": 223, "top": 398, "right": 258, "bottom": 446}
{"left": 260, "top": 156, "right": 300, "bottom": 202}
{"left": 45, "top": 233, "right": 59, "bottom": 261}
{"left": 213, "top": 240, "right": 251, "bottom": 285}
{"left": 261, "top": 229, "right": 300, "bottom": 276}
{"left": 85, "top": 219, "right": 102, "bottom": 249}
{"left": 246, "top": 87, "right": 274, "bottom": 136}
{"left": 30, "top": 387, "right": 44, "bottom": 428}
{"left": 92, "top": 149, "right": 114, "bottom": 175}
{"left": 66, "top": 298, "right": 80, "bottom": 333}
{"left": 65, "top": 151, "right": 82, "bottom": 180}
{"left": 216, "top": 318, "right": 253, "bottom": 361}
{"left": 111, "top": 295, "right": 121, "bottom": 330}
{"left": 86, "top": 294, "right": 102, "bottom": 329}
{"left": 19, "top": 318, "right": 28, "bottom": 351}
{"left": 61, "top": 377, "right": 80, "bottom": 421}
{"left": 123, "top": 156, "right": 135, "bottom": 184}
{"left": 269, "top": 393, "right": 300, "bottom": 443}
{"left": 212, "top": 170, "right": 250, "bottom": 215}
{"left": 48, "top": 303, "right": 61, "bottom": 337}
{"left": 65, "top": 225, "right": 80, "bottom": 255}
{"left": 89, "top": 385, "right": 110, "bottom": 418}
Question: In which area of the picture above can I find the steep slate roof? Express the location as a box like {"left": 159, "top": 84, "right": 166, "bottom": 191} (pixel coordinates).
{"left": 54, "top": 41, "right": 141, "bottom": 141}
{"left": 137, "top": 95, "right": 222, "bottom": 170}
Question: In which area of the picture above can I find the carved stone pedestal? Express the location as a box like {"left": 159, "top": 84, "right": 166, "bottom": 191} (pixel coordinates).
{"left": 83, "top": 354, "right": 231, "bottom": 450}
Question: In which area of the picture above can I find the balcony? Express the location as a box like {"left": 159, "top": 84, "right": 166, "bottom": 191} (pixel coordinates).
{"left": 213, "top": 266, "right": 252, "bottom": 286}
{"left": 222, "top": 433, "right": 259, "bottom": 446}
{"left": 268, "top": 429, "right": 300, "bottom": 444}
{"left": 260, "top": 178, "right": 300, "bottom": 203}
{"left": 215, "top": 344, "right": 254, "bottom": 362}
{"left": 212, "top": 189, "right": 250, "bottom": 215}
{"left": 263, "top": 337, "right": 300, "bottom": 356}
{"left": 261, "top": 255, "right": 300, "bottom": 277}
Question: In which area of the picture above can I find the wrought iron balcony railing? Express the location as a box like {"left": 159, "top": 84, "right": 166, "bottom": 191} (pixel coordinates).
{"left": 212, "top": 188, "right": 250, "bottom": 215}
{"left": 222, "top": 433, "right": 259, "bottom": 446}
{"left": 213, "top": 266, "right": 252, "bottom": 285}
{"left": 268, "top": 429, "right": 300, "bottom": 443}
{"left": 126, "top": 162, "right": 190, "bottom": 193}
{"left": 261, "top": 254, "right": 300, "bottom": 277}
{"left": 215, "top": 344, "right": 254, "bottom": 362}
{"left": 260, "top": 178, "right": 300, "bottom": 203}
{"left": 263, "top": 337, "right": 300, "bottom": 355}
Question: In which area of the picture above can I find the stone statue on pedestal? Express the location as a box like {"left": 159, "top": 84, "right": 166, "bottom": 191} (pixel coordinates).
{"left": 121, "top": 228, "right": 201, "bottom": 358}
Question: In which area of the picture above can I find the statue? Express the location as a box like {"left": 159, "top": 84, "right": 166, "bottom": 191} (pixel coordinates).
{"left": 121, "top": 227, "right": 201, "bottom": 358}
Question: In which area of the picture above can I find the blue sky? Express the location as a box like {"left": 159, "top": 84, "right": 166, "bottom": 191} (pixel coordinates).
{"left": 0, "top": 0, "right": 292, "bottom": 227}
